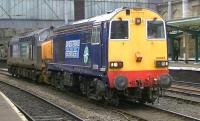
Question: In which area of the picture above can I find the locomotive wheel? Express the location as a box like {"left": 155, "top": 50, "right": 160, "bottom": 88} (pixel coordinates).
{"left": 110, "top": 94, "right": 119, "bottom": 106}
{"left": 150, "top": 87, "right": 159, "bottom": 103}
{"left": 59, "top": 80, "right": 65, "bottom": 91}
{"left": 50, "top": 73, "right": 56, "bottom": 86}
{"left": 105, "top": 90, "right": 119, "bottom": 106}
{"left": 54, "top": 79, "right": 60, "bottom": 89}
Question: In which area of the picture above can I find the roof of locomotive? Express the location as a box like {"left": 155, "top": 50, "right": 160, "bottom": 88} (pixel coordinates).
{"left": 55, "top": 7, "right": 163, "bottom": 32}
{"left": 9, "top": 27, "right": 54, "bottom": 44}
{"left": 20, "top": 27, "right": 53, "bottom": 38}
{"left": 72, "top": 7, "right": 123, "bottom": 24}
{"left": 54, "top": 7, "right": 124, "bottom": 31}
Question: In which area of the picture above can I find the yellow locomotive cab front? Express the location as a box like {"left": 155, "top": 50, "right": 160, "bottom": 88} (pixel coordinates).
{"left": 107, "top": 8, "right": 171, "bottom": 90}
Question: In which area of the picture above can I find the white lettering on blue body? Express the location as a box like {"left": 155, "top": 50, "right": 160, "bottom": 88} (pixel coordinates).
{"left": 65, "top": 40, "right": 80, "bottom": 58}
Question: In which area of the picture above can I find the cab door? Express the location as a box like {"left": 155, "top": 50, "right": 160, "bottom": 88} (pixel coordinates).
{"left": 91, "top": 25, "right": 102, "bottom": 71}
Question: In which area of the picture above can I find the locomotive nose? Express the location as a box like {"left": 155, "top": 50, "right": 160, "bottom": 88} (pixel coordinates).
{"left": 114, "top": 76, "right": 128, "bottom": 90}
{"left": 158, "top": 74, "right": 173, "bottom": 88}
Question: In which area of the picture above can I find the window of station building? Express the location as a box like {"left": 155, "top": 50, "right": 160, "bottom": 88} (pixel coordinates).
{"left": 147, "top": 21, "right": 165, "bottom": 40}
{"left": 91, "top": 27, "right": 101, "bottom": 44}
{"left": 110, "top": 21, "right": 129, "bottom": 40}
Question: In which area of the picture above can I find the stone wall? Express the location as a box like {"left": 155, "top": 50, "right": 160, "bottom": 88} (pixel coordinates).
{"left": 157, "top": 0, "right": 200, "bottom": 20}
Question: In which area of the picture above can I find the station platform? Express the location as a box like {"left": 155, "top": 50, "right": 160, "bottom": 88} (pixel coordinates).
{"left": 169, "top": 61, "right": 200, "bottom": 83}
{"left": 0, "top": 91, "right": 27, "bottom": 121}
{"left": 169, "top": 61, "right": 200, "bottom": 71}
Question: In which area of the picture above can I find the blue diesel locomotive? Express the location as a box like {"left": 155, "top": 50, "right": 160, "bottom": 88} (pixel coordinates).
{"left": 45, "top": 8, "right": 172, "bottom": 105}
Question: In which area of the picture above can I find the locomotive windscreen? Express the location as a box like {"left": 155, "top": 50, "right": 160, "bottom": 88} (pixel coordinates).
{"left": 110, "top": 21, "right": 128, "bottom": 39}
{"left": 147, "top": 21, "right": 165, "bottom": 39}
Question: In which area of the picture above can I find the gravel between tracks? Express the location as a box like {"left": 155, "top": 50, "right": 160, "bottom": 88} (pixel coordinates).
{"left": 0, "top": 74, "right": 199, "bottom": 121}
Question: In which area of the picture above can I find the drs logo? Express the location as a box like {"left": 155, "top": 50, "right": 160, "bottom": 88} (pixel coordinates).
{"left": 65, "top": 40, "right": 80, "bottom": 58}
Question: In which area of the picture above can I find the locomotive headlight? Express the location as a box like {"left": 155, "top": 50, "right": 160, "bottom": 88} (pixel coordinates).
{"left": 110, "top": 61, "right": 123, "bottom": 69}
{"left": 161, "top": 62, "right": 166, "bottom": 66}
{"left": 155, "top": 60, "right": 168, "bottom": 68}
{"left": 114, "top": 62, "right": 118, "bottom": 67}
{"left": 165, "top": 61, "right": 168, "bottom": 66}
{"left": 111, "top": 63, "right": 114, "bottom": 67}
{"left": 135, "top": 18, "right": 142, "bottom": 25}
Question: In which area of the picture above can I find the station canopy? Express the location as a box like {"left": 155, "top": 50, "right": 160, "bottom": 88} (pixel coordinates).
{"left": 166, "top": 16, "right": 200, "bottom": 63}
{"left": 167, "top": 16, "right": 200, "bottom": 33}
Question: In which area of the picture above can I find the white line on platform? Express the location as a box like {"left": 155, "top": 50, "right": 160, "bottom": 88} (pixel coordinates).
{"left": 169, "top": 66, "right": 200, "bottom": 71}
{"left": 0, "top": 91, "right": 28, "bottom": 121}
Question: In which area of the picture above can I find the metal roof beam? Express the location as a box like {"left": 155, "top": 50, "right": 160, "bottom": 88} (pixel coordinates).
{"left": 167, "top": 25, "right": 200, "bottom": 35}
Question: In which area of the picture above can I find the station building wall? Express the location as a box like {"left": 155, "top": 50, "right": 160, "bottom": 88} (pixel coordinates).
{"left": 157, "top": 0, "right": 200, "bottom": 60}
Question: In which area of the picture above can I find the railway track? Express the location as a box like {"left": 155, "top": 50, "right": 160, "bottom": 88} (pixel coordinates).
{"left": 173, "top": 81, "right": 200, "bottom": 88}
{"left": 167, "top": 85, "right": 200, "bottom": 97}
{"left": 0, "top": 69, "right": 200, "bottom": 121}
{"left": 111, "top": 102, "right": 200, "bottom": 121}
{"left": 162, "top": 94, "right": 200, "bottom": 105}
{"left": 144, "top": 104, "right": 200, "bottom": 121}
{"left": 0, "top": 80, "right": 84, "bottom": 121}
{"left": 112, "top": 108, "right": 148, "bottom": 121}
{"left": 170, "top": 81, "right": 200, "bottom": 96}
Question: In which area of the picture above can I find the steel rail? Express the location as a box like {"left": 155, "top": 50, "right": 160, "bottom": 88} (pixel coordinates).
{"left": 168, "top": 86, "right": 200, "bottom": 97}
{"left": 162, "top": 94, "right": 200, "bottom": 105}
{"left": 112, "top": 108, "right": 148, "bottom": 121}
{"left": 173, "top": 81, "right": 200, "bottom": 88}
{"left": 145, "top": 105, "right": 200, "bottom": 121}
{"left": 11, "top": 102, "right": 35, "bottom": 121}
{"left": 0, "top": 80, "right": 84, "bottom": 121}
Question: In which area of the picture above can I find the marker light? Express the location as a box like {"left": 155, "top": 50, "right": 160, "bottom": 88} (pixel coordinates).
{"left": 155, "top": 60, "right": 168, "bottom": 68}
{"left": 110, "top": 61, "right": 123, "bottom": 69}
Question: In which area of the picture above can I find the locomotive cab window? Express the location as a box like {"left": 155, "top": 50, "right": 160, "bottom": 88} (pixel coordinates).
{"left": 147, "top": 20, "right": 165, "bottom": 39}
{"left": 110, "top": 21, "right": 129, "bottom": 39}
{"left": 92, "top": 27, "right": 101, "bottom": 44}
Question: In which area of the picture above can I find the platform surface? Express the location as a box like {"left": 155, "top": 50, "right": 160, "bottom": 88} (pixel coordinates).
{"left": 169, "top": 61, "right": 200, "bottom": 71}
{"left": 0, "top": 91, "right": 27, "bottom": 121}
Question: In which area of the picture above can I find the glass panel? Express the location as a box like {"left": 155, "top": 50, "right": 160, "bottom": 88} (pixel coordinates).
{"left": 39, "top": 31, "right": 49, "bottom": 41}
{"left": 85, "top": 31, "right": 91, "bottom": 43}
{"left": 20, "top": 41, "right": 32, "bottom": 59}
{"left": 111, "top": 21, "right": 128, "bottom": 39}
{"left": 96, "top": 27, "right": 101, "bottom": 43}
{"left": 147, "top": 21, "right": 165, "bottom": 39}
{"left": 92, "top": 27, "right": 101, "bottom": 44}
{"left": 91, "top": 28, "right": 96, "bottom": 43}
{"left": 12, "top": 44, "right": 19, "bottom": 58}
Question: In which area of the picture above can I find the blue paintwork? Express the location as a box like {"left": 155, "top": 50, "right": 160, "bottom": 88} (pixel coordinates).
{"left": 47, "top": 22, "right": 109, "bottom": 77}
